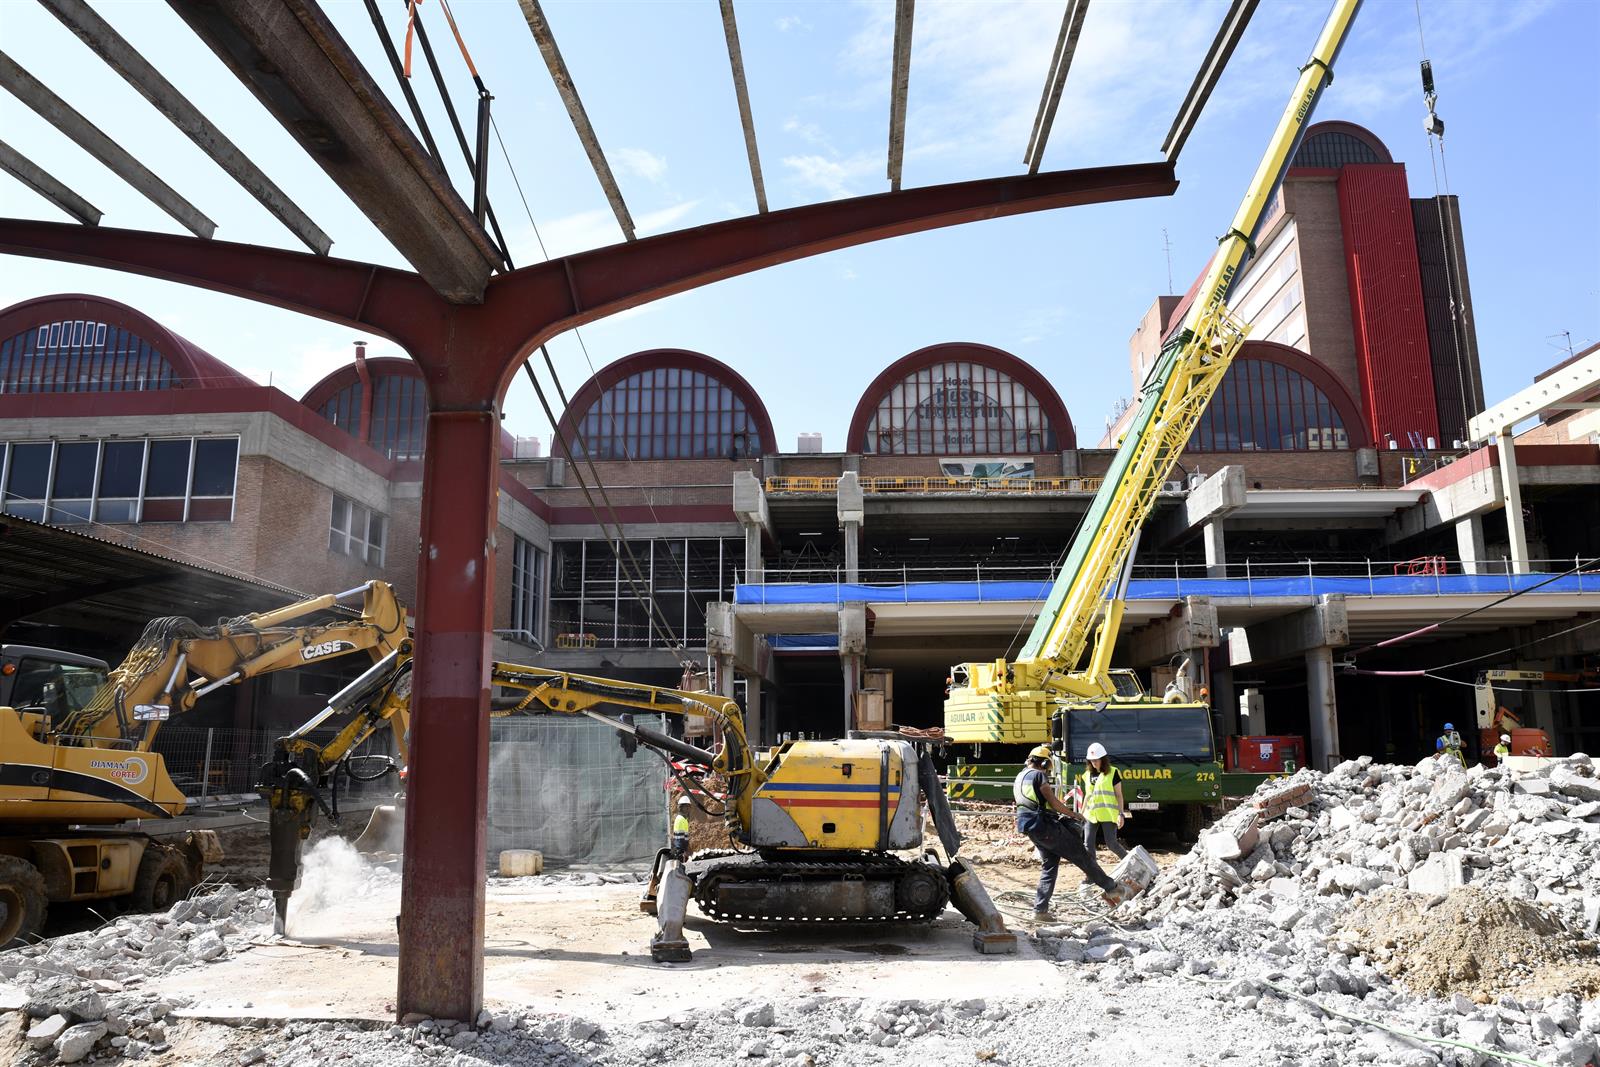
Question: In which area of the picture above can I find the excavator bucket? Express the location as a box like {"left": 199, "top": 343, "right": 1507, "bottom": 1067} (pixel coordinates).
{"left": 354, "top": 801, "right": 405, "bottom": 855}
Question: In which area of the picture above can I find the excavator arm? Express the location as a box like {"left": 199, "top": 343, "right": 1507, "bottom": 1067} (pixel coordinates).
{"left": 946, "top": 0, "right": 1361, "bottom": 736}
{"left": 488, "top": 664, "right": 763, "bottom": 826}
{"left": 63, "top": 581, "right": 409, "bottom": 748}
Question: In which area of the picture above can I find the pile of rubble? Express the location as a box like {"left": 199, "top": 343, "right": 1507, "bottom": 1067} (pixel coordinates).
{"left": 1046, "top": 752, "right": 1600, "bottom": 1065}
{"left": 1, "top": 885, "right": 271, "bottom": 1063}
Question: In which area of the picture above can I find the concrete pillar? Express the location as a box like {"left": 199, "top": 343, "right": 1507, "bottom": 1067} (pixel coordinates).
{"left": 743, "top": 524, "right": 763, "bottom": 584}
{"left": 745, "top": 677, "right": 763, "bottom": 748}
{"left": 841, "top": 654, "right": 862, "bottom": 736}
{"left": 838, "top": 604, "right": 867, "bottom": 737}
{"left": 1456, "top": 514, "right": 1487, "bottom": 575}
{"left": 733, "top": 471, "right": 770, "bottom": 583}
{"left": 1497, "top": 428, "right": 1531, "bottom": 574}
{"left": 837, "top": 472, "right": 864, "bottom": 584}
{"left": 1305, "top": 645, "right": 1341, "bottom": 770}
{"left": 715, "top": 653, "right": 735, "bottom": 699}
{"left": 1202, "top": 520, "right": 1227, "bottom": 579}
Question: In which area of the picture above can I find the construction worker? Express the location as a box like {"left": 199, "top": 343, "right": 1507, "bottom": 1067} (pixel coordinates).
{"left": 1013, "top": 745, "right": 1130, "bottom": 922}
{"left": 1493, "top": 733, "right": 1512, "bottom": 764}
{"left": 1078, "top": 742, "right": 1128, "bottom": 860}
{"left": 1435, "top": 722, "right": 1466, "bottom": 768}
{"left": 671, "top": 795, "right": 692, "bottom": 860}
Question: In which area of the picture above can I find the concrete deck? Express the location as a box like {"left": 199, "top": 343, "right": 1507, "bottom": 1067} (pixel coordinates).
{"left": 159, "top": 881, "right": 1055, "bottom": 1024}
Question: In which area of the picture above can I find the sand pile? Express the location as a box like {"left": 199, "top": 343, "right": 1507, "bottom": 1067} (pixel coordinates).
{"left": 1339, "top": 885, "right": 1600, "bottom": 1001}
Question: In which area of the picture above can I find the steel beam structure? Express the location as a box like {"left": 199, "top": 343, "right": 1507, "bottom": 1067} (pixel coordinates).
{"left": 0, "top": 50, "right": 215, "bottom": 238}
{"left": 167, "top": 0, "right": 500, "bottom": 302}
{"left": 718, "top": 0, "right": 768, "bottom": 213}
{"left": 887, "top": 0, "right": 915, "bottom": 191}
{"left": 517, "top": 0, "right": 636, "bottom": 240}
{"left": 1, "top": 157, "right": 1176, "bottom": 1021}
{"left": 1162, "top": 0, "right": 1258, "bottom": 164}
{"left": 41, "top": 0, "right": 332, "bottom": 255}
{"left": 0, "top": 140, "right": 101, "bottom": 226}
{"left": 1024, "top": 0, "right": 1091, "bottom": 174}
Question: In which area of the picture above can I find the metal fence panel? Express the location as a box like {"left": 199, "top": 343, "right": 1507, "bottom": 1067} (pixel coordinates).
{"left": 487, "top": 715, "right": 670, "bottom": 866}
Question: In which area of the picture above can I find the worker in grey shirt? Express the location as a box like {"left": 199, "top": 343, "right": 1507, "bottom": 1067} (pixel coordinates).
{"left": 1014, "top": 745, "right": 1136, "bottom": 921}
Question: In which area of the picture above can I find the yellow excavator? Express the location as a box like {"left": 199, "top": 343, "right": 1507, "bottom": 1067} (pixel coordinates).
{"left": 0, "top": 581, "right": 409, "bottom": 946}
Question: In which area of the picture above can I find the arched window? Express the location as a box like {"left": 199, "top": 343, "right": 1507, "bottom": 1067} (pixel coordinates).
{"left": 1291, "top": 122, "right": 1393, "bottom": 169}
{"left": 850, "top": 344, "right": 1075, "bottom": 455}
{"left": 319, "top": 381, "right": 363, "bottom": 434}
{"left": 302, "top": 357, "right": 429, "bottom": 461}
{"left": 371, "top": 375, "right": 427, "bottom": 461}
{"left": 0, "top": 320, "right": 175, "bottom": 394}
{"left": 558, "top": 353, "right": 775, "bottom": 460}
{"left": 1193, "top": 356, "right": 1351, "bottom": 452}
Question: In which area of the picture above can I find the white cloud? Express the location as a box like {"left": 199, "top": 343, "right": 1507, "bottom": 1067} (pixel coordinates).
{"left": 776, "top": 15, "right": 810, "bottom": 33}
{"left": 781, "top": 152, "right": 879, "bottom": 199}
{"left": 530, "top": 199, "right": 706, "bottom": 258}
{"left": 614, "top": 147, "right": 668, "bottom": 183}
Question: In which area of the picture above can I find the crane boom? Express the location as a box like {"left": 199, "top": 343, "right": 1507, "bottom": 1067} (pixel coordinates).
{"left": 946, "top": 0, "right": 1361, "bottom": 737}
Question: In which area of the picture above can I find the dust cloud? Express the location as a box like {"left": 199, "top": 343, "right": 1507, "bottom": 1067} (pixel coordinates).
{"left": 285, "top": 837, "right": 401, "bottom": 940}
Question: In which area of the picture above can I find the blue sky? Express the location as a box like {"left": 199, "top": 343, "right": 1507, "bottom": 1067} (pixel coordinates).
{"left": 2, "top": 0, "right": 1595, "bottom": 447}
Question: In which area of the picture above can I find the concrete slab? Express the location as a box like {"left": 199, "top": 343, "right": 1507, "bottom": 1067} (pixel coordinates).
{"left": 158, "top": 881, "right": 1055, "bottom": 1024}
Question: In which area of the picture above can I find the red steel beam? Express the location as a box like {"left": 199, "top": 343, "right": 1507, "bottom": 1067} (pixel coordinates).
{"left": 0, "top": 158, "right": 1176, "bottom": 1020}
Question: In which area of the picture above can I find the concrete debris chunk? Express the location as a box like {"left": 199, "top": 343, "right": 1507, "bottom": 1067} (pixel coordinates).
{"left": 55, "top": 1021, "right": 107, "bottom": 1064}
{"left": 738, "top": 1002, "right": 776, "bottom": 1027}
{"left": 26, "top": 1013, "right": 68, "bottom": 1049}
{"left": 1406, "top": 852, "right": 1467, "bottom": 895}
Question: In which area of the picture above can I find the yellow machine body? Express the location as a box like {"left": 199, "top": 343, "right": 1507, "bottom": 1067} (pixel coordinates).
{"left": 0, "top": 707, "right": 186, "bottom": 823}
{"left": 747, "top": 738, "right": 922, "bottom": 851}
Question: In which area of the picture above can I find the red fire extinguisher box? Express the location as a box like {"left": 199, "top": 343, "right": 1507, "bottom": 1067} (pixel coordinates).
{"left": 1226, "top": 735, "right": 1306, "bottom": 773}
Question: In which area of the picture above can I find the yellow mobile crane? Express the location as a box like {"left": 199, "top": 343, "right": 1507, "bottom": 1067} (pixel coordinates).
{"left": 945, "top": 0, "right": 1362, "bottom": 832}
{"left": 0, "top": 581, "right": 408, "bottom": 945}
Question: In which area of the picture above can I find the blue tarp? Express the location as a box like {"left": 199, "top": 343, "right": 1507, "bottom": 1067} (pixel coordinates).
{"left": 735, "top": 572, "right": 1600, "bottom": 605}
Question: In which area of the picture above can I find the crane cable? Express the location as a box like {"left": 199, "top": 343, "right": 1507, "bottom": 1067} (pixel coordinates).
{"left": 1413, "top": 1, "right": 1479, "bottom": 446}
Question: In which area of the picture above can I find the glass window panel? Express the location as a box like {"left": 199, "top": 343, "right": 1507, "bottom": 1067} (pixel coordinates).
{"left": 191, "top": 438, "right": 238, "bottom": 496}
{"left": 145, "top": 439, "right": 191, "bottom": 497}
{"left": 51, "top": 440, "right": 98, "bottom": 500}
{"left": 6, "top": 442, "right": 52, "bottom": 501}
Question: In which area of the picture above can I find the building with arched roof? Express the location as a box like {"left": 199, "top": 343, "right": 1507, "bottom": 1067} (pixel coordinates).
{"left": 0, "top": 293, "right": 254, "bottom": 393}
{"left": 551, "top": 349, "right": 775, "bottom": 460}
{"left": 302, "top": 350, "right": 429, "bottom": 462}
{"left": 846, "top": 343, "right": 1075, "bottom": 456}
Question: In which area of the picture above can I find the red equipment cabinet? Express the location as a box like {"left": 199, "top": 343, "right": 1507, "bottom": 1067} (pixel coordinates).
{"left": 1225, "top": 735, "right": 1306, "bottom": 773}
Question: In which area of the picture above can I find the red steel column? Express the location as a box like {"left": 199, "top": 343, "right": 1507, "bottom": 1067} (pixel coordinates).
{"left": 397, "top": 408, "right": 500, "bottom": 1021}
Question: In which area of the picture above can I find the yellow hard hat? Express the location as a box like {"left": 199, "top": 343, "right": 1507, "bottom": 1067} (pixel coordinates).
{"left": 1028, "top": 745, "right": 1052, "bottom": 761}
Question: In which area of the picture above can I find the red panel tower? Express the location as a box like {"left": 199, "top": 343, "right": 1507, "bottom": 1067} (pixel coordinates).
{"left": 1337, "top": 164, "right": 1440, "bottom": 446}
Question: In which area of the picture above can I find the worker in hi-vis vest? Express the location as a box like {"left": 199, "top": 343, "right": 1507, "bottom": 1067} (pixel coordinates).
{"left": 1493, "top": 733, "right": 1512, "bottom": 764}
{"left": 1077, "top": 742, "right": 1128, "bottom": 860}
{"left": 1435, "top": 723, "right": 1466, "bottom": 769}
{"left": 1013, "top": 745, "right": 1133, "bottom": 922}
{"left": 671, "top": 795, "right": 692, "bottom": 860}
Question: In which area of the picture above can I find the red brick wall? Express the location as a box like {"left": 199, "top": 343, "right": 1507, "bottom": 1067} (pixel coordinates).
{"left": 1284, "top": 178, "right": 1361, "bottom": 391}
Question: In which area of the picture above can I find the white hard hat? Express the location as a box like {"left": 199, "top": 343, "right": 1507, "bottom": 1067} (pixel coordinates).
{"left": 1500, "top": 734, "right": 1511, "bottom": 743}
{"left": 1086, "top": 742, "right": 1108, "bottom": 761}
{"left": 677, "top": 795, "right": 693, "bottom": 806}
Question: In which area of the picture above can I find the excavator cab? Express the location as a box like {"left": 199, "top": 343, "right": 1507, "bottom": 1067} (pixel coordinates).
{"left": 0, "top": 646, "right": 110, "bottom": 725}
